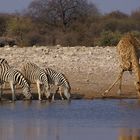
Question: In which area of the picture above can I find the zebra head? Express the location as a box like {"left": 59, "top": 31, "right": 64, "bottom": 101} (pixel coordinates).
{"left": 22, "top": 87, "right": 32, "bottom": 100}
{"left": 63, "top": 87, "right": 71, "bottom": 100}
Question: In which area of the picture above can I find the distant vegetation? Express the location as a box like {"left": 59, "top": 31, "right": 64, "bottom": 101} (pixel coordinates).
{"left": 0, "top": 0, "right": 140, "bottom": 47}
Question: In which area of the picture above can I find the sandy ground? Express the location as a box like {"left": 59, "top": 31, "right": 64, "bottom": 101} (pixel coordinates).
{"left": 0, "top": 46, "right": 139, "bottom": 100}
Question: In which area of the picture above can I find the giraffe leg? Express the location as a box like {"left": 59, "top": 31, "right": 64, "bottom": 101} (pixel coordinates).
{"left": 117, "top": 71, "right": 124, "bottom": 95}
{"left": 102, "top": 70, "right": 124, "bottom": 96}
{"left": 134, "top": 82, "right": 140, "bottom": 97}
{"left": 133, "top": 65, "right": 140, "bottom": 97}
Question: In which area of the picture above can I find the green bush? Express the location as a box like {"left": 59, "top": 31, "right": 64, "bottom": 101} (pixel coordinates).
{"left": 130, "top": 30, "right": 140, "bottom": 40}
{"left": 96, "top": 30, "right": 122, "bottom": 46}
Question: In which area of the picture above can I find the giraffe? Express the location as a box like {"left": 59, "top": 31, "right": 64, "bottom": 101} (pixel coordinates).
{"left": 102, "top": 33, "right": 140, "bottom": 97}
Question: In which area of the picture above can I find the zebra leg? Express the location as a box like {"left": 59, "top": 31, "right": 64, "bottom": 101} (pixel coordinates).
{"left": 52, "top": 92, "right": 55, "bottom": 101}
{"left": 36, "top": 81, "right": 42, "bottom": 101}
{"left": 0, "top": 84, "right": 3, "bottom": 100}
{"left": 40, "top": 84, "right": 44, "bottom": 94}
{"left": 0, "top": 80, "right": 4, "bottom": 100}
{"left": 51, "top": 86, "right": 57, "bottom": 101}
{"left": 41, "top": 84, "right": 50, "bottom": 99}
{"left": 51, "top": 86, "right": 58, "bottom": 101}
{"left": 59, "top": 86, "right": 64, "bottom": 100}
{"left": 10, "top": 82, "right": 16, "bottom": 101}
{"left": 44, "top": 86, "right": 50, "bottom": 100}
{"left": 43, "top": 82, "right": 50, "bottom": 99}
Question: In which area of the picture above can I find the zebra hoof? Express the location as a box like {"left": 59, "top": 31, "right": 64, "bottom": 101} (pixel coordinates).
{"left": 41, "top": 100, "right": 46, "bottom": 103}
{"left": 12, "top": 98, "right": 17, "bottom": 101}
{"left": 104, "top": 90, "right": 109, "bottom": 94}
{"left": 51, "top": 98, "right": 55, "bottom": 102}
{"left": 12, "top": 100, "right": 16, "bottom": 102}
{"left": 117, "top": 90, "right": 121, "bottom": 96}
{"left": 101, "top": 93, "right": 105, "bottom": 97}
{"left": 23, "top": 98, "right": 31, "bottom": 101}
{"left": 101, "top": 90, "right": 109, "bottom": 97}
{"left": 8, "top": 100, "right": 13, "bottom": 103}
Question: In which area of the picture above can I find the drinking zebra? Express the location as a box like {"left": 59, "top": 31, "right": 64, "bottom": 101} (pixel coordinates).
{"left": 0, "top": 58, "right": 32, "bottom": 101}
{"left": 21, "top": 62, "right": 50, "bottom": 100}
{"left": 44, "top": 68, "right": 71, "bottom": 101}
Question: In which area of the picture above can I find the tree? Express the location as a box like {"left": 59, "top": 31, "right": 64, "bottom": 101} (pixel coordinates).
{"left": 0, "top": 14, "right": 11, "bottom": 36}
{"left": 104, "top": 10, "right": 128, "bottom": 19}
{"left": 131, "top": 8, "right": 140, "bottom": 21}
{"left": 27, "top": 0, "right": 99, "bottom": 32}
{"left": 7, "top": 15, "right": 34, "bottom": 46}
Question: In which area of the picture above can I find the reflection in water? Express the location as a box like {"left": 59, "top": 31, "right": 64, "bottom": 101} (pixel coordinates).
{"left": 0, "top": 120, "right": 117, "bottom": 140}
{"left": 119, "top": 128, "right": 140, "bottom": 140}
{"left": 0, "top": 120, "right": 54, "bottom": 140}
{"left": 0, "top": 100, "right": 140, "bottom": 140}
{"left": 0, "top": 100, "right": 75, "bottom": 140}
{"left": 118, "top": 99, "right": 140, "bottom": 109}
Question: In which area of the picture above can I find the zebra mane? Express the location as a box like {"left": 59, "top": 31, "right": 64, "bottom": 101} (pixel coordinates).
{"left": 46, "top": 67, "right": 71, "bottom": 90}
{"left": 0, "top": 58, "right": 9, "bottom": 65}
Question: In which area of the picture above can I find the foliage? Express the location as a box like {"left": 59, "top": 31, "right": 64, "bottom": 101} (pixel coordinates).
{"left": 96, "top": 31, "right": 122, "bottom": 46}
{"left": 0, "top": 2, "right": 139, "bottom": 47}
{"left": 7, "top": 16, "right": 34, "bottom": 46}
{"left": 130, "top": 30, "right": 140, "bottom": 40}
{"left": 0, "top": 14, "right": 11, "bottom": 36}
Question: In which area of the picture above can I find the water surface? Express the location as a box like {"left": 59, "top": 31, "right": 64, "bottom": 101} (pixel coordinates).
{"left": 0, "top": 99, "right": 140, "bottom": 140}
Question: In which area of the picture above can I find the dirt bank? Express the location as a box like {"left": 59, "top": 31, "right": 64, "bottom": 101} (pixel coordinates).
{"left": 0, "top": 46, "right": 138, "bottom": 99}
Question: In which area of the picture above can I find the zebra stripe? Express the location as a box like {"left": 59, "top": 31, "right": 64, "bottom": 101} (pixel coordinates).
{"left": 21, "top": 62, "right": 50, "bottom": 100}
{"left": 0, "top": 61, "right": 32, "bottom": 101}
{"left": 0, "top": 58, "right": 10, "bottom": 92}
{"left": 0, "top": 58, "right": 9, "bottom": 65}
{"left": 45, "top": 68, "right": 71, "bottom": 100}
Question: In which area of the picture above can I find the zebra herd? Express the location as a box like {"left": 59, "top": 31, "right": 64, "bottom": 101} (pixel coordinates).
{"left": 0, "top": 58, "right": 71, "bottom": 101}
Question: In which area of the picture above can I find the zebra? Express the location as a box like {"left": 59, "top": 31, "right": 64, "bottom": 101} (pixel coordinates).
{"left": 0, "top": 59, "right": 32, "bottom": 101}
{"left": 21, "top": 62, "right": 50, "bottom": 101}
{"left": 44, "top": 68, "right": 71, "bottom": 101}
